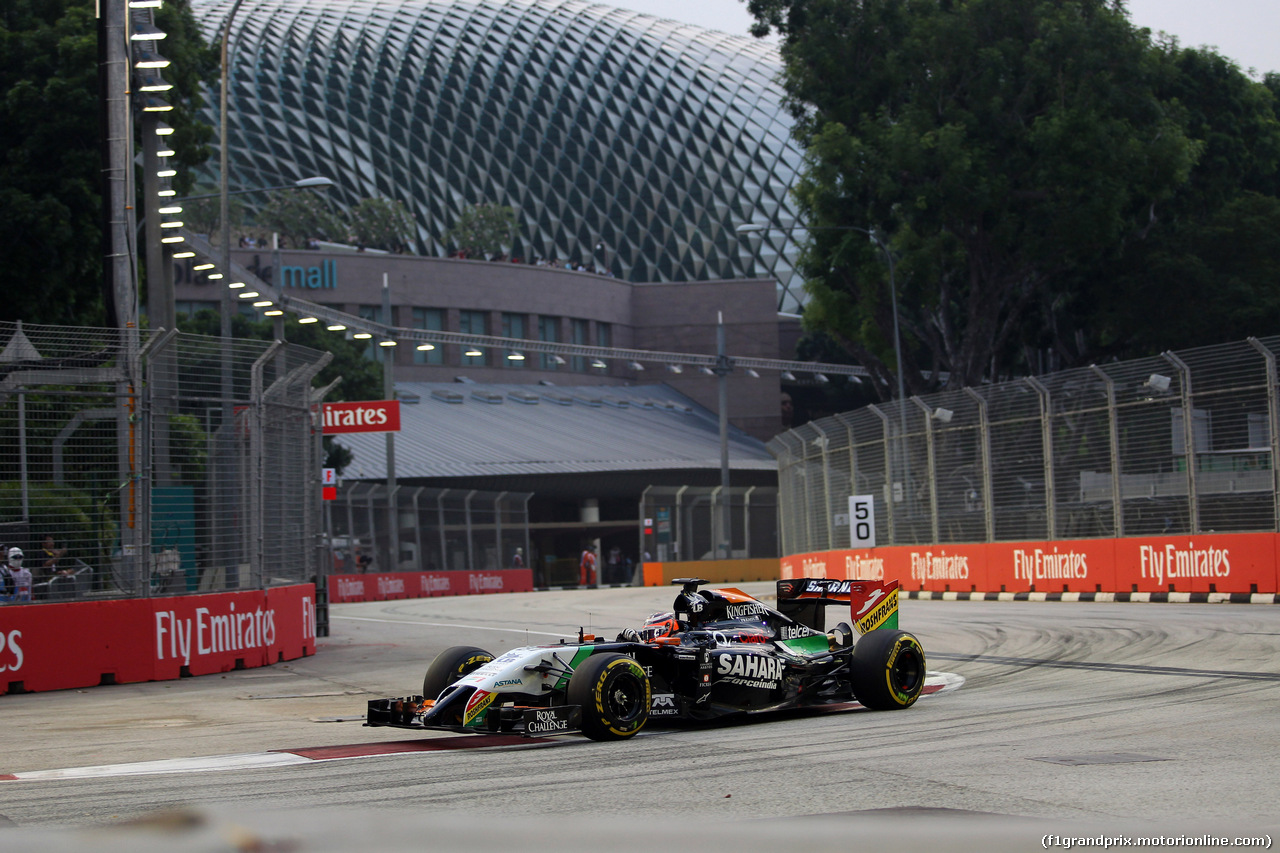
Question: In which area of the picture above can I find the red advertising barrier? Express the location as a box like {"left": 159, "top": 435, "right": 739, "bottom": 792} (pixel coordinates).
{"left": 0, "top": 585, "right": 316, "bottom": 697}
{"left": 327, "top": 570, "right": 533, "bottom": 603}
{"left": 781, "top": 532, "right": 1279, "bottom": 595}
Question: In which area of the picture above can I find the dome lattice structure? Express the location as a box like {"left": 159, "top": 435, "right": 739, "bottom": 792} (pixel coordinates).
{"left": 192, "top": 0, "right": 808, "bottom": 311}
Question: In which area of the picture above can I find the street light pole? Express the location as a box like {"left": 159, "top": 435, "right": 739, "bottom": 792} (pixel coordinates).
{"left": 713, "top": 311, "right": 734, "bottom": 559}
{"left": 219, "top": 0, "right": 245, "bottom": 340}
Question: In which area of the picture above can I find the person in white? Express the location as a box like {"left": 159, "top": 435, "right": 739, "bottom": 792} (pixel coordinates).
{"left": 9, "top": 547, "right": 32, "bottom": 602}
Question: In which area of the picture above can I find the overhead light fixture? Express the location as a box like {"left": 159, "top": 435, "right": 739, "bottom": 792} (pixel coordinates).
{"left": 158, "top": 205, "right": 182, "bottom": 215}
{"left": 129, "top": 0, "right": 163, "bottom": 8}
{"left": 379, "top": 340, "right": 397, "bottom": 348}
{"left": 206, "top": 273, "right": 223, "bottom": 280}
{"left": 666, "top": 364, "right": 683, "bottom": 374}
{"left": 157, "top": 189, "right": 175, "bottom": 197}
{"left": 154, "top": 123, "right": 175, "bottom": 136}
{"left": 130, "top": 28, "right": 167, "bottom": 41}
{"left": 551, "top": 355, "right": 566, "bottom": 365}
{"left": 353, "top": 332, "right": 372, "bottom": 340}
{"left": 159, "top": 235, "right": 184, "bottom": 244}
{"left": 172, "top": 251, "right": 194, "bottom": 259}
{"left": 294, "top": 176, "right": 335, "bottom": 188}
{"left": 465, "top": 348, "right": 483, "bottom": 357}
{"left": 156, "top": 147, "right": 175, "bottom": 157}
{"left": 298, "top": 317, "right": 319, "bottom": 324}
{"left": 159, "top": 220, "right": 183, "bottom": 229}
{"left": 746, "top": 369, "right": 760, "bottom": 378}
{"left": 156, "top": 169, "right": 176, "bottom": 178}
{"left": 193, "top": 262, "right": 214, "bottom": 271}
{"left": 416, "top": 343, "right": 435, "bottom": 351}
{"left": 507, "top": 351, "right": 525, "bottom": 360}
{"left": 327, "top": 324, "right": 347, "bottom": 332}
{"left": 140, "top": 98, "right": 173, "bottom": 113}
{"left": 237, "top": 291, "right": 258, "bottom": 299}
{"left": 628, "top": 361, "right": 644, "bottom": 371}
{"left": 815, "top": 373, "right": 829, "bottom": 384}
{"left": 781, "top": 371, "right": 796, "bottom": 381}
{"left": 1145, "top": 374, "right": 1172, "bottom": 393}
{"left": 932, "top": 407, "right": 954, "bottom": 423}
{"left": 263, "top": 309, "right": 283, "bottom": 317}
{"left": 252, "top": 301, "right": 273, "bottom": 308}
{"left": 591, "top": 359, "right": 607, "bottom": 369}
{"left": 134, "top": 57, "right": 170, "bottom": 69}
{"left": 228, "top": 281, "right": 245, "bottom": 289}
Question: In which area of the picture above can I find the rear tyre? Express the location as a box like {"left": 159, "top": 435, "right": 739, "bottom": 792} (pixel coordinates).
{"left": 849, "top": 630, "right": 925, "bottom": 710}
{"left": 422, "top": 646, "right": 494, "bottom": 700}
{"left": 566, "top": 653, "right": 650, "bottom": 741}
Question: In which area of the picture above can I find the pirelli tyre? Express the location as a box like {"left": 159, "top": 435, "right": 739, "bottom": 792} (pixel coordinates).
{"left": 566, "top": 653, "right": 651, "bottom": 741}
{"left": 849, "top": 629, "right": 926, "bottom": 710}
{"left": 422, "top": 646, "right": 494, "bottom": 701}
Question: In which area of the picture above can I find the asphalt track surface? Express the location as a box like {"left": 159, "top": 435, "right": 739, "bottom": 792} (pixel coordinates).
{"left": 1, "top": 583, "right": 1278, "bottom": 852}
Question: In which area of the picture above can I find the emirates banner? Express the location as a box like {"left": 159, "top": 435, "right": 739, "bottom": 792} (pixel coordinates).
{"left": 781, "top": 531, "right": 1278, "bottom": 595}
{"left": 328, "top": 569, "right": 534, "bottom": 603}
{"left": 0, "top": 585, "right": 317, "bottom": 696}
{"left": 321, "top": 400, "right": 401, "bottom": 434}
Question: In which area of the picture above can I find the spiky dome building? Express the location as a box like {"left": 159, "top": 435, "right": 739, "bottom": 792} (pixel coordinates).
{"left": 191, "top": 0, "right": 808, "bottom": 312}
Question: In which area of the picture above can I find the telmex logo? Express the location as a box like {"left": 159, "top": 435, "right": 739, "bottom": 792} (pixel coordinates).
{"left": 321, "top": 401, "right": 401, "bottom": 434}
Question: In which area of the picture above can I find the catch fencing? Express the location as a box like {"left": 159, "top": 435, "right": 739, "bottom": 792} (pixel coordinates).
{"left": 768, "top": 336, "right": 1280, "bottom": 556}
{"left": 327, "top": 483, "right": 532, "bottom": 574}
{"left": 0, "top": 321, "right": 331, "bottom": 603}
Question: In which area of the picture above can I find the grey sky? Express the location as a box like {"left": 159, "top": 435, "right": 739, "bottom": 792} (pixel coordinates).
{"left": 608, "top": 0, "right": 1279, "bottom": 77}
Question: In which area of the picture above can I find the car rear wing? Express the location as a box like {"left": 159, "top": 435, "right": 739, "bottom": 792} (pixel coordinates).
{"left": 776, "top": 578, "right": 900, "bottom": 634}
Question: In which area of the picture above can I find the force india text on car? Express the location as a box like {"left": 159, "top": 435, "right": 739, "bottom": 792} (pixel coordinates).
{"left": 366, "top": 577, "right": 926, "bottom": 741}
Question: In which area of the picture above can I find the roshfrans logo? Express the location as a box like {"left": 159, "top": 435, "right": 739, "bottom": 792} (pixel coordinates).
{"left": 1140, "top": 542, "right": 1231, "bottom": 586}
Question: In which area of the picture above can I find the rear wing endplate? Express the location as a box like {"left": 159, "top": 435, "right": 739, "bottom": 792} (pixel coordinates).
{"left": 776, "top": 578, "right": 900, "bottom": 633}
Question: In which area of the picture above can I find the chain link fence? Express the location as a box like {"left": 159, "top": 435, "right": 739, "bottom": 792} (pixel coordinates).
{"left": 326, "top": 483, "right": 532, "bottom": 574}
{"left": 768, "top": 336, "right": 1280, "bottom": 556}
{"left": 1, "top": 321, "right": 331, "bottom": 603}
{"left": 639, "top": 485, "right": 779, "bottom": 562}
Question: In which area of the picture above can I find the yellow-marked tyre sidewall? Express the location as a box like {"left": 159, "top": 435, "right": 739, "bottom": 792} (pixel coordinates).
{"left": 851, "top": 630, "right": 926, "bottom": 711}
{"left": 567, "top": 653, "right": 651, "bottom": 740}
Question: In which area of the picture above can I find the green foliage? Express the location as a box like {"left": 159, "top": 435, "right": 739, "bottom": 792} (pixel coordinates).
{"left": 176, "top": 310, "right": 383, "bottom": 403}
{"left": 442, "top": 202, "right": 517, "bottom": 258}
{"left": 347, "top": 197, "right": 417, "bottom": 252}
{"left": 0, "top": 0, "right": 217, "bottom": 325}
{"left": 748, "top": 0, "right": 1280, "bottom": 396}
{"left": 0, "top": 482, "right": 112, "bottom": 563}
{"left": 257, "top": 191, "right": 346, "bottom": 248}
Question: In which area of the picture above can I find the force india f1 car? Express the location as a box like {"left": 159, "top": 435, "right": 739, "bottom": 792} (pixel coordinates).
{"left": 366, "top": 577, "right": 925, "bottom": 741}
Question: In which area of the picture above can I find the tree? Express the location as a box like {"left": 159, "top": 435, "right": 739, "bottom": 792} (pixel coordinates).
{"left": 257, "top": 190, "right": 346, "bottom": 248}
{"left": 748, "top": 0, "right": 1200, "bottom": 396}
{"left": 0, "top": 0, "right": 217, "bottom": 325}
{"left": 347, "top": 197, "right": 417, "bottom": 252}
{"left": 442, "top": 202, "right": 517, "bottom": 259}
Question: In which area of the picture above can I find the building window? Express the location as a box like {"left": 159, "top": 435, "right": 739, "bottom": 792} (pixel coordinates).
{"left": 412, "top": 307, "right": 443, "bottom": 364}
{"left": 539, "top": 315, "right": 560, "bottom": 370}
{"left": 460, "top": 310, "right": 487, "bottom": 366}
{"left": 501, "top": 312, "right": 527, "bottom": 369}
{"left": 571, "top": 318, "right": 589, "bottom": 372}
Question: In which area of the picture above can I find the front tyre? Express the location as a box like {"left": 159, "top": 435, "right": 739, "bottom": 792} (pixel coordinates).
{"left": 850, "top": 630, "right": 925, "bottom": 710}
{"left": 566, "top": 653, "right": 650, "bottom": 741}
{"left": 422, "top": 645, "right": 494, "bottom": 700}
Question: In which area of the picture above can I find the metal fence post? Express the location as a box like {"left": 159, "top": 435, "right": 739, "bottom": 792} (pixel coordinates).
{"left": 910, "top": 398, "right": 940, "bottom": 544}
{"left": 1024, "top": 377, "right": 1055, "bottom": 539}
{"left": 867, "top": 405, "right": 894, "bottom": 545}
{"left": 1248, "top": 338, "right": 1280, "bottom": 530}
{"left": 963, "top": 388, "right": 995, "bottom": 542}
{"left": 1163, "top": 351, "right": 1198, "bottom": 533}
{"left": 1089, "top": 365, "right": 1124, "bottom": 537}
